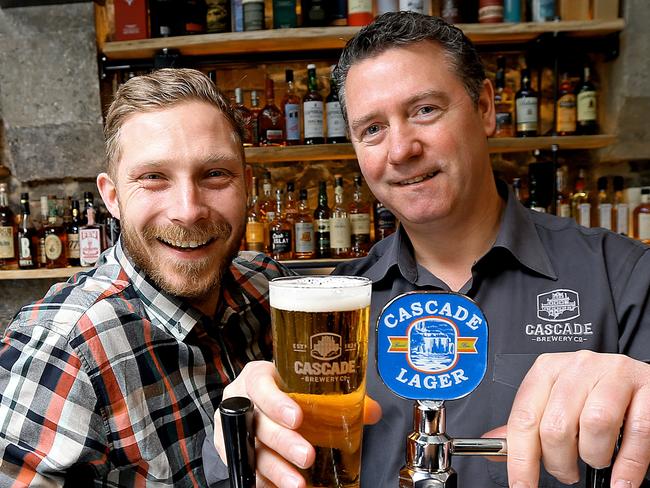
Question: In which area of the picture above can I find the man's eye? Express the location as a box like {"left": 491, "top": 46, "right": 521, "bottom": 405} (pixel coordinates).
{"left": 141, "top": 174, "right": 161, "bottom": 180}
{"left": 207, "top": 170, "right": 225, "bottom": 178}
{"left": 364, "top": 124, "right": 381, "bottom": 137}
{"left": 418, "top": 106, "right": 437, "bottom": 115}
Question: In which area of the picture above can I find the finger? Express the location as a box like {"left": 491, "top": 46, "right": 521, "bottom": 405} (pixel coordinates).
{"left": 482, "top": 425, "right": 507, "bottom": 462}
{"left": 578, "top": 375, "right": 631, "bottom": 469}
{"left": 256, "top": 443, "right": 307, "bottom": 488}
{"left": 255, "top": 472, "right": 276, "bottom": 488}
{"left": 506, "top": 355, "right": 558, "bottom": 488}
{"left": 610, "top": 385, "right": 650, "bottom": 487}
{"left": 363, "top": 396, "right": 382, "bottom": 425}
{"left": 254, "top": 409, "right": 315, "bottom": 471}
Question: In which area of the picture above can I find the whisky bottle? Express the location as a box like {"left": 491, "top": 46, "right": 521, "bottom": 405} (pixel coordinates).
{"left": 376, "top": 0, "right": 398, "bottom": 15}
{"left": 313, "top": 181, "right": 331, "bottom": 258}
{"left": 348, "top": 174, "right": 371, "bottom": 257}
{"left": 303, "top": 64, "right": 324, "bottom": 145}
{"left": 294, "top": 188, "right": 315, "bottom": 259}
{"left": 245, "top": 176, "right": 265, "bottom": 252}
{"left": 284, "top": 181, "right": 299, "bottom": 225}
{"left": 0, "top": 183, "right": 17, "bottom": 269}
{"left": 258, "top": 78, "right": 284, "bottom": 146}
{"left": 556, "top": 72, "right": 576, "bottom": 136}
{"left": 80, "top": 207, "right": 102, "bottom": 267}
{"left": 527, "top": 160, "right": 552, "bottom": 213}
{"left": 301, "top": 0, "right": 326, "bottom": 26}
{"left": 234, "top": 87, "right": 255, "bottom": 147}
{"left": 374, "top": 200, "right": 396, "bottom": 241}
{"left": 329, "top": 0, "right": 347, "bottom": 25}
{"left": 347, "top": 0, "right": 373, "bottom": 26}
{"left": 258, "top": 171, "right": 275, "bottom": 252}
{"left": 269, "top": 189, "right": 293, "bottom": 260}
{"left": 150, "top": 0, "right": 178, "bottom": 37}
{"left": 82, "top": 191, "right": 95, "bottom": 225}
{"left": 330, "top": 175, "right": 351, "bottom": 258}
{"left": 17, "top": 193, "right": 38, "bottom": 270}
{"left": 242, "top": 0, "right": 264, "bottom": 31}
{"left": 249, "top": 90, "right": 261, "bottom": 146}
{"left": 66, "top": 199, "right": 81, "bottom": 266}
{"left": 493, "top": 56, "right": 515, "bottom": 138}
{"left": 555, "top": 165, "right": 571, "bottom": 218}
{"left": 613, "top": 176, "right": 629, "bottom": 236}
{"left": 633, "top": 188, "right": 650, "bottom": 243}
{"left": 181, "top": 0, "right": 207, "bottom": 34}
{"left": 206, "top": 0, "right": 231, "bottom": 33}
{"left": 576, "top": 66, "right": 598, "bottom": 135}
{"left": 273, "top": 0, "right": 297, "bottom": 28}
{"left": 515, "top": 68, "right": 538, "bottom": 137}
{"left": 282, "top": 69, "right": 301, "bottom": 145}
{"left": 325, "top": 65, "right": 347, "bottom": 144}
{"left": 105, "top": 216, "right": 121, "bottom": 249}
{"left": 571, "top": 168, "right": 591, "bottom": 228}
{"left": 43, "top": 197, "right": 68, "bottom": 269}
{"left": 596, "top": 177, "right": 613, "bottom": 231}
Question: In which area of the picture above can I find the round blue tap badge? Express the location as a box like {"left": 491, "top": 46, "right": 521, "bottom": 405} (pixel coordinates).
{"left": 376, "top": 291, "right": 488, "bottom": 401}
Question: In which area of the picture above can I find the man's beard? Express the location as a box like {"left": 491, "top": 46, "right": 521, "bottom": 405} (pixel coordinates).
{"left": 121, "top": 217, "right": 242, "bottom": 299}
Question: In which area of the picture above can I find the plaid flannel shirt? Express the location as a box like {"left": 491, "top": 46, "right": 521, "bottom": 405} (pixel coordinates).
{"left": 0, "top": 241, "right": 290, "bottom": 487}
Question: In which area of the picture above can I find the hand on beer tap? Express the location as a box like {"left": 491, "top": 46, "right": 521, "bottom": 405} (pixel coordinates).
{"left": 487, "top": 351, "right": 650, "bottom": 488}
{"left": 213, "top": 360, "right": 383, "bottom": 487}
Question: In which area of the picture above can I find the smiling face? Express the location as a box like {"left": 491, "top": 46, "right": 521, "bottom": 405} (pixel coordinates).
{"left": 344, "top": 40, "right": 496, "bottom": 230}
{"left": 98, "top": 101, "right": 246, "bottom": 311}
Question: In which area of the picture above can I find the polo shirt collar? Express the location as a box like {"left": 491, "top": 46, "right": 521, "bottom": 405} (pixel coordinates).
{"left": 362, "top": 226, "right": 419, "bottom": 284}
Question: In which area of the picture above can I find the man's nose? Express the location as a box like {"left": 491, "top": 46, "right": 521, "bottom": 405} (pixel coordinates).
{"left": 168, "top": 181, "right": 209, "bottom": 225}
{"left": 387, "top": 122, "right": 423, "bottom": 165}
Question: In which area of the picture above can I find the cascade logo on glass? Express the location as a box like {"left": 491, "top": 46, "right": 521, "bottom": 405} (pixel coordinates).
{"left": 293, "top": 333, "right": 356, "bottom": 383}
{"left": 526, "top": 288, "right": 593, "bottom": 343}
{"left": 377, "top": 292, "right": 488, "bottom": 401}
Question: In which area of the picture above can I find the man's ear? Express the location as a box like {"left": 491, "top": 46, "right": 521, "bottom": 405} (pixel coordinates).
{"left": 479, "top": 78, "right": 497, "bottom": 137}
{"left": 97, "top": 172, "right": 121, "bottom": 220}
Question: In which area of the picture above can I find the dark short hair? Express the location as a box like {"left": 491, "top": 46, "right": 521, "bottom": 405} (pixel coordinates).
{"left": 333, "top": 12, "right": 486, "bottom": 123}
{"left": 104, "top": 68, "right": 245, "bottom": 178}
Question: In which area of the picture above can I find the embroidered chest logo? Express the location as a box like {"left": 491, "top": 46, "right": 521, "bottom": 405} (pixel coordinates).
{"left": 537, "top": 289, "right": 580, "bottom": 321}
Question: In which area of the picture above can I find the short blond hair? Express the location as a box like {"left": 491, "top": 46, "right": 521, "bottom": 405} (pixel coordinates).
{"left": 104, "top": 68, "right": 244, "bottom": 178}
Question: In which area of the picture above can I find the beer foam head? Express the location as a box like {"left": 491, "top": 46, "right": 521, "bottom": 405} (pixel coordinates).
{"left": 270, "top": 276, "right": 371, "bottom": 312}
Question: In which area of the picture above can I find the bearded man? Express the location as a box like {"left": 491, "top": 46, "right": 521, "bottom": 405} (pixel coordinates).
{"left": 0, "top": 68, "right": 289, "bottom": 487}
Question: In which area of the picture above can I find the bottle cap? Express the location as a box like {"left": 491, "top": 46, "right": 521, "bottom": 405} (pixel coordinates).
{"left": 285, "top": 69, "right": 294, "bottom": 83}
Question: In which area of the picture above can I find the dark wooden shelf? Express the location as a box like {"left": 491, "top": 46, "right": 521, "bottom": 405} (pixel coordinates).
{"left": 0, "top": 267, "right": 91, "bottom": 280}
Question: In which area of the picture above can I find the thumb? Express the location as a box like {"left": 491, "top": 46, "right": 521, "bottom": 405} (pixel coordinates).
{"left": 482, "top": 424, "right": 507, "bottom": 463}
{"left": 363, "top": 396, "right": 382, "bottom": 425}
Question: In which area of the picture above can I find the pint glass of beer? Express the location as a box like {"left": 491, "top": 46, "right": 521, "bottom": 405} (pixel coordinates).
{"left": 269, "top": 275, "right": 372, "bottom": 488}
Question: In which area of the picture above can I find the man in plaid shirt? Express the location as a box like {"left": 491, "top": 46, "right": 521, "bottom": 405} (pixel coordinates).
{"left": 0, "top": 68, "right": 289, "bottom": 486}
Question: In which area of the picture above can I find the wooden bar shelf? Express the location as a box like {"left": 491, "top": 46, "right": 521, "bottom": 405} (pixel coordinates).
{"left": 101, "top": 19, "right": 625, "bottom": 60}
{"left": 0, "top": 267, "right": 91, "bottom": 280}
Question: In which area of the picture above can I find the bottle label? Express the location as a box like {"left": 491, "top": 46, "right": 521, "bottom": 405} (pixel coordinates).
{"left": 67, "top": 233, "right": 80, "bottom": 259}
{"left": 19, "top": 236, "right": 33, "bottom": 267}
{"left": 616, "top": 204, "right": 629, "bottom": 235}
{"left": 294, "top": 222, "right": 315, "bottom": 253}
{"left": 531, "top": 0, "right": 555, "bottom": 21}
{"left": 246, "top": 221, "right": 265, "bottom": 250}
{"left": 639, "top": 213, "right": 650, "bottom": 240}
{"left": 556, "top": 94, "right": 576, "bottom": 133}
{"left": 479, "top": 5, "right": 504, "bottom": 22}
{"left": 243, "top": 2, "right": 264, "bottom": 30}
{"left": 577, "top": 91, "right": 597, "bottom": 122}
{"left": 271, "top": 229, "right": 292, "bottom": 254}
{"left": 399, "top": 0, "right": 424, "bottom": 12}
{"left": 265, "top": 129, "right": 283, "bottom": 141}
{"left": 0, "top": 226, "right": 14, "bottom": 259}
{"left": 348, "top": 0, "right": 372, "bottom": 14}
{"left": 495, "top": 111, "right": 513, "bottom": 131}
{"left": 303, "top": 101, "right": 324, "bottom": 139}
{"left": 80, "top": 228, "right": 102, "bottom": 266}
{"left": 285, "top": 103, "right": 301, "bottom": 141}
{"left": 598, "top": 203, "right": 612, "bottom": 230}
{"left": 45, "top": 234, "right": 63, "bottom": 261}
{"left": 515, "top": 97, "right": 538, "bottom": 131}
{"left": 350, "top": 213, "right": 371, "bottom": 235}
{"left": 39, "top": 238, "right": 46, "bottom": 264}
{"left": 326, "top": 101, "right": 346, "bottom": 138}
{"left": 330, "top": 217, "right": 351, "bottom": 249}
{"left": 558, "top": 203, "right": 571, "bottom": 218}
{"left": 578, "top": 203, "right": 591, "bottom": 227}
{"left": 377, "top": 208, "right": 396, "bottom": 229}
{"left": 315, "top": 218, "right": 330, "bottom": 233}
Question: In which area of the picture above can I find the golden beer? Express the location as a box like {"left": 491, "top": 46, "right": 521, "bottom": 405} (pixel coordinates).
{"left": 269, "top": 276, "right": 372, "bottom": 488}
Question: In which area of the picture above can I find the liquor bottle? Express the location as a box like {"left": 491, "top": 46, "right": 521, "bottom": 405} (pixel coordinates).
{"left": 245, "top": 176, "right": 265, "bottom": 252}
{"left": 556, "top": 72, "right": 576, "bottom": 135}
{"left": 596, "top": 177, "right": 613, "bottom": 231}
{"left": 80, "top": 208, "right": 102, "bottom": 267}
{"left": 349, "top": 175, "right": 371, "bottom": 257}
{"left": 512, "top": 177, "right": 523, "bottom": 202}
{"left": 374, "top": 200, "right": 397, "bottom": 241}
{"left": 284, "top": 181, "right": 299, "bottom": 224}
{"left": 242, "top": 0, "right": 265, "bottom": 30}
{"left": 326, "top": 66, "right": 347, "bottom": 144}
{"left": 234, "top": 88, "right": 255, "bottom": 147}
{"left": 17, "top": 193, "right": 38, "bottom": 270}
{"left": 328, "top": 0, "right": 348, "bottom": 25}
{"left": 515, "top": 68, "right": 538, "bottom": 137}
{"left": 376, "top": 0, "right": 398, "bottom": 15}
{"left": 347, "top": 0, "right": 373, "bottom": 26}
{"left": 258, "top": 171, "right": 275, "bottom": 252}
{"left": 301, "top": 0, "right": 327, "bottom": 26}
{"left": 503, "top": 0, "right": 521, "bottom": 22}
{"left": 576, "top": 66, "right": 598, "bottom": 135}
{"left": 493, "top": 56, "right": 515, "bottom": 138}
{"left": 38, "top": 195, "right": 48, "bottom": 267}
{"left": 303, "top": 64, "right": 324, "bottom": 145}
{"left": 633, "top": 188, "right": 650, "bottom": 243}
{"left": 527, "top": 160, "right": 552, "bottom": 213}
{"left": 150, "top": 0, "right": 178, "bottom": 37}
{"left": 527, "top": 173, "right": 546, "bottom": 213}
{"left": 269, "top": 189, "right": 293, "bottom": 260}
{"left": 330, "top": 175, "right": 351, "bottom": 258}
{"left": 479, "top": 0, "right": 504, "bottom": 23}
{"left": 182, "top": 0, "right": 207, "bottom": 34}
{"left": 105, "top": 216, "right": 121, "bottom": 249}
{"left": 258, "top": 78, "right": 284, "bottom": 146}
{"left": 571, "top": 168, "right": 591, "bottom": 228}
{"left": 294, "top": 188, "right": 315, "bottom": 259}
{"left": 66, "top": 199, "right": 81, "bottom": 266}
{"left": 43, "top": 197, "right": 68, "bottom": 269}
{"left": 441, "top": 0, "right": 463, "bottom": 23}
{"left": 231, "top": 0, "right": 244, "bottom": 31}
{"left": 400, "top": 0, "right": 426, "bottom": 13}
{"left": 0, "top": 183, "right": 17, "bottom": 269}
{"left": 273, "top": 0, "right": 297, "bottom": 28}
{"left": 555, "top": 165, "right": 571, "bottom": 218}
{"left": 313, "top": 181, "right": 331, "bottom": 258}
{"left": 530, "top": 0, "right": 555, "bottom": 21}
{"left": 613, "top": 176, "right": 629, "bottom": 236}
{"left": 282, "top": 69, "right": 301, "bottom": 145}
{"left": 249, "top": 90, "right": 261, "bottom": 145}
{"left": 206, "top": 0, "right": 231, "bottom": 32}
{"left": 82, "top": 191, "right": 95, "bottom": 225}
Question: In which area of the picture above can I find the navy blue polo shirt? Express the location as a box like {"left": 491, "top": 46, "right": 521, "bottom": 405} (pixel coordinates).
{"left": 334, "top": 180, "right": 650, "bottom": 488}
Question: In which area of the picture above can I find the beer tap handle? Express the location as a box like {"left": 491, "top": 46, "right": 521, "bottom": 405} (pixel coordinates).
{"left": 452, "top": 438, "right": 507, "bottom": 457}
{"left": 219, "top": 396, "right": 256, "bottom": 488}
